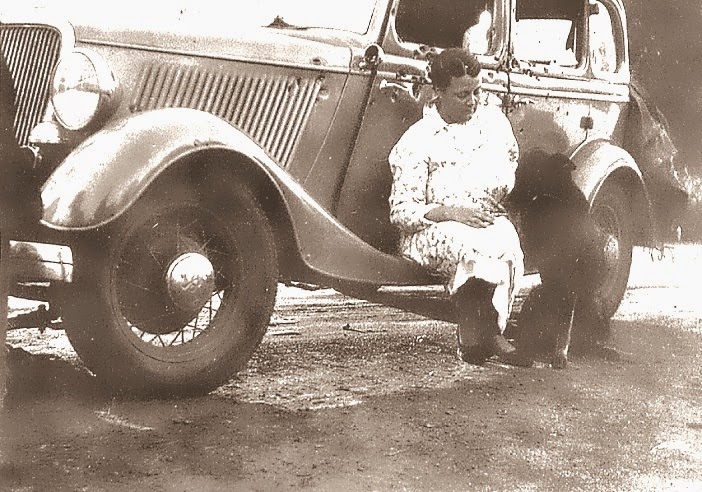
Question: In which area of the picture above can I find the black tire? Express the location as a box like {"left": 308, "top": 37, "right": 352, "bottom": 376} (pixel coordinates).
{"left": 61, "top": 181, "right": 278, "bottom": 396}
{"left": 590, "top": 182, "right": 634, "bottom": 319}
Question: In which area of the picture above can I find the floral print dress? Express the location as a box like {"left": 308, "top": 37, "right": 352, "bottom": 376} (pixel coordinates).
{"left": 388, "top": 100, "right": 523, "bottom": 332}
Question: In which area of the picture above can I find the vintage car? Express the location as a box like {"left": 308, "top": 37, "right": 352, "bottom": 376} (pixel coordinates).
{"left": 0, "top": 0, "right": 687, "bottom": 394}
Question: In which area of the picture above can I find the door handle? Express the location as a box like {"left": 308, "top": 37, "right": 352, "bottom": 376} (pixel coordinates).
{"left": 580, "top": 116, "right": 594, "bottom": 130}
{"left": 379, "top": 79, "right": 420, "bottom": 101}
{"left": 511, "top": 95, "right": 535, "bottom": 107}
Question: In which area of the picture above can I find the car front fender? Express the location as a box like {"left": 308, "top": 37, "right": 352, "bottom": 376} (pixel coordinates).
{"left": 41, "top": 108, "right": 273, "bottom": 230}
{"left": 41, "top": 107, "right": 434, "bottom": 285}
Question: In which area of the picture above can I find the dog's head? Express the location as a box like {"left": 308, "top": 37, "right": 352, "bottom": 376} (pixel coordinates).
{"left": 510, "top": 150, "right": 577, "bottom": 205}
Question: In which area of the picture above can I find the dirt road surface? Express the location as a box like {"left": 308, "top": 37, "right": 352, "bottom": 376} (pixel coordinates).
{"left": 1, "top": 245, "right": 702, "bottom": 491}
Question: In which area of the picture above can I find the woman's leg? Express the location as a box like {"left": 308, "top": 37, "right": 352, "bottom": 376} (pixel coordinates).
{"left": 455, "top": 278, "right": 533, "bottom": 366}
{"left": 403, "top": 222, "right": 529, "bottom": 364}
{"left": 454, "top": 279, "right": 516, "bottom": 364}
{"left": 454, "top": 279, "right": 490, "bottom": 364}
{"left": 478, "top": 283, "right": 533, "bottom": 366}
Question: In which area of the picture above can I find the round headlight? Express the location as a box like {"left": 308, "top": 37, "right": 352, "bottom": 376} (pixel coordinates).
{"left": 51, "top": 49, "right": 118, "bottom": 131}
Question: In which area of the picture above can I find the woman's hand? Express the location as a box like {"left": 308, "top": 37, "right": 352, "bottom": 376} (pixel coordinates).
{"left": 482, "top": 195, "right": 507, "bottom": 216}
{"left": 454, "top": 206, "right": 494, "bottom": 228}
{"left": 425, "top": 198, "right": 507, "bottom": 228}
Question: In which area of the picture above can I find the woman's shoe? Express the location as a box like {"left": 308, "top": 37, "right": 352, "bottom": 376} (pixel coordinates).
{"left": 485, "top": 334, "right": 534, "bottom": 367}
{"left": 457, "top": 344, "right": 490, "bottom": 365}
{"left": 481, "top": 310, "right": 534, "bottom": 367}
{"left": 456, "top": 320, "right": 489, "bottom": 364}
{"left": 485, "top": 334, "right": 516, "bottom": 357}
{"left": 494, "top": 350, "right": 535, "bottom": 368}
{"left": 458, "top": 338, "right": 534, "bottom": 367}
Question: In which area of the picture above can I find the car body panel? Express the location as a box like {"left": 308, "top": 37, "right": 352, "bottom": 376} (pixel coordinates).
{"left": 505, "top": 0, "right": 630, "bottom": 158}
{"left": 71, "top": 33, "right": 353, "bottom": 179}
{"left": 507, "top": 72, "right": 593, "bottom": 158}
{"left": 335, "top": 53, "right": 432, "bottom": 254}
{"left": 76, "top": 24, "right": 356, "bottom": 73}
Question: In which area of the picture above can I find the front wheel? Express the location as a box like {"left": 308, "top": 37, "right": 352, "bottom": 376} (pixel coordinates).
{"left": 60, "top": 182, "right": 278, "bottom": 396}
{"left": 590, "top": 181, "right": 634, "bottom": 319}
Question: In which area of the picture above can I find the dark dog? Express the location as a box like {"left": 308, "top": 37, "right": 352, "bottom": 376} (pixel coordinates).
{"left": 507, "top": 151, "right": 610, "bottom": 368}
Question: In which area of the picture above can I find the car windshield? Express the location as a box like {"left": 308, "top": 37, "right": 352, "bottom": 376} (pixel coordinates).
{"left": 1, "top": 0, "right": 379, "bottom": 35}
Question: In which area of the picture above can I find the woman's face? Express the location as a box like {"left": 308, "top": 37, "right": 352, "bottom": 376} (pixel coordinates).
{"left": 436, "top": 74, "right": 482, "bottom": 124}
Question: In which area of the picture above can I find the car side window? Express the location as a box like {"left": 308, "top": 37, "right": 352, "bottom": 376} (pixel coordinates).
{"left": 512, "top": 0, "right": 585, "bottom": 67}
{"left": 394, "top": 0, "right": 497, "bottom": 54}
{"left": 589, "top": 1, "right": 619, "bottom": 74}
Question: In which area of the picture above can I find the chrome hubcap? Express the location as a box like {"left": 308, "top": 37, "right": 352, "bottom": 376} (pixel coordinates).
{"left": 165, "top": 252, "right": 216, "bottom": 317}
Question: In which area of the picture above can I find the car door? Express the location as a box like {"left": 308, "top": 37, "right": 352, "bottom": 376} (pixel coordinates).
{"left": 335, "top": 0, "right": 510, "bottom": 255}
{"left": 505, "top": 0, "right": 592, "bottom": 159}
{"left": 585, "top": 0, "right": 630, "bottom": 145}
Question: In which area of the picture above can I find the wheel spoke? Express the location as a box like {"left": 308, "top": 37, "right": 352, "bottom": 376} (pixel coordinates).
{"left": 114, "top": 206, "right": 245, "bottom": 348}
{"left": 122, "top": 279, "right": 157, "bottom": 294}
{"left": 205, "top": 245, "right": 228, "bottom": 257}
{"left": 191, "top": 316, "right": 198, "bottom": 338}
{"left": 214, "top": 267, "right": 226, "bottom": 281}
{"left": 128, "top": 289, "right": 225, "bottom": 348}
{"left": 126, "top": 310, "right": 172, "bottom": 326}
{"left": 63, "top": 186, "right": 280, "bottom": 396}
{"left": 200, "top": 235, "right": 215, "bottom": 250}
{"left": 167, "top": 330, "right": 178, "bottom": 347}
{"left": 174, "top": 218, "right": 200, "bottom": 251}
{"left": 168, "top": 327, "right": 184, "bottom": 347}
{"left": 144, "top": 333, "right": 166, "bottom": 347}
{"left": 145, "top": 244, "right": 165, "bottom": 268}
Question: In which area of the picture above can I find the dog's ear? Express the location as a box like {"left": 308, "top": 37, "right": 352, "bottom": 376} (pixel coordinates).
{"left": 509, "top": 163, "right": 534, "bottom": 204}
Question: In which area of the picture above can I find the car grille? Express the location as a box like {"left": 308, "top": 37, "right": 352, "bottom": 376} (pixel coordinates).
{"left": 131, "top": 62, "right": 322, "bottom": 168}
{"left": 1, "top": 24, "right": 62, "bottom": 146}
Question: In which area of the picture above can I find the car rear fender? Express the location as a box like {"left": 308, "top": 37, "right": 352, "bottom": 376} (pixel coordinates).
{"left": 41, "top": 107, "right": 433, "bottom": 285}
{"left": 570, "top": 139, "right": 653, "bottom": 243}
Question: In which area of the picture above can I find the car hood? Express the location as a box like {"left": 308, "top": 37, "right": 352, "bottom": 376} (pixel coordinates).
{"left": 74, "top": 23, "right": 353, "bottom": 73}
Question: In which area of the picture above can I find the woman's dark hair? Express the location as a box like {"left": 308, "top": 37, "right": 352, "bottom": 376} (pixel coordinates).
{"left": 428, "top": 48, "right": 481, "bottom": 91}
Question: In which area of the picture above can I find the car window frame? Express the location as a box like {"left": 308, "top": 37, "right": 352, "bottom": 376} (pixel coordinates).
{"left": 381, "top": 0, "right": 508, "bottom": 71}
{"left": 508, "top": 0, "right": 589, "bottom": 80}
{"left": 586, "top": 0, "right": 629, "bottom": 84}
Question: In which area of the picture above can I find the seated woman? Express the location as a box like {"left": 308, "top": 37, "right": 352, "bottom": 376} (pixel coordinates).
{"left": 388, "top": 48, "right": 529, "bottom": 366}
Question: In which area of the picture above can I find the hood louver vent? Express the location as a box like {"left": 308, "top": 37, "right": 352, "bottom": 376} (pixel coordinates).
{"left": 131, "top": 62, "right": 321, "bottom": 168}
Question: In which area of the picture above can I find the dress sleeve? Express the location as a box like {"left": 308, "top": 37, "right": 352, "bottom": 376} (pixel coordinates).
{"left": 388, "top": 133, "right": 439, "bottom": 234}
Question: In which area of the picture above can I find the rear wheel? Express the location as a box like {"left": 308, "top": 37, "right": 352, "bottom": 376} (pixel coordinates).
{"left": 61, "top": 182, "right": 278, "bottom": 396}
{"left": 590, "top": 182, "right": 634, "bottom": 319}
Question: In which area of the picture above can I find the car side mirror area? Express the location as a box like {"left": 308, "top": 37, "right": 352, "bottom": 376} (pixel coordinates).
{"left": 359, "top": 44, "right": 384, "bottom": 71}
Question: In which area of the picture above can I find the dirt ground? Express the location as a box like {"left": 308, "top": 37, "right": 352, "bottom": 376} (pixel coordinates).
{"left": 1, "top": 246, "right": 701, "bottom": 491}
